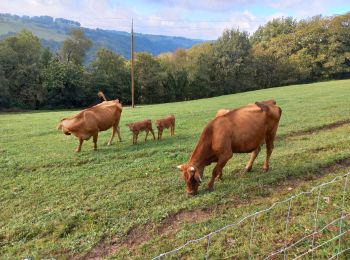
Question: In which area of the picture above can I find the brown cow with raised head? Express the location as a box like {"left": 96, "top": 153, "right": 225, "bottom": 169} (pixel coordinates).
{"left": 57, "top": 93, "right": 122, "bottom": 152}
{"left": 177, "top": 101, "right": 282, "bottom": 195}
{"left": 126, "top": 119, "right": 155, "bottom": 144}
{"left": 155, "top": 115, "right": 175, "bottom": 140}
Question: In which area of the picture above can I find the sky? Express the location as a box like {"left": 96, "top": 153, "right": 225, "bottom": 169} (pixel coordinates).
{"left": 0, "top": 0, "right": 350, "bottom": 40}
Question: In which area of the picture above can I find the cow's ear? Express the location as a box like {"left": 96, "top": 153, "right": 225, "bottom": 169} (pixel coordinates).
{"left": 255, "top": 101, "right": 269, "bottom": 112}
{"left": 177, "top": 164, "right": 183, "bottom": 170}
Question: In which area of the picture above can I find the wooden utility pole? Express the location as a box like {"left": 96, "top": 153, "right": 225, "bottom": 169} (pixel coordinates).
{"left": 131, "top": 18, "right": 135, "bottom": 108}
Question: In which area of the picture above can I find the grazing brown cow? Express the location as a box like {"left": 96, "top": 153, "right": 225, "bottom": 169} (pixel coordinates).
{"left": 126, "top": 119, "right": 155, "bottom": 144}
{"left": 155, "top": 115, "right": 175, "bottom": 140}
{"left": 177, "top": 101, "right": 282, "bottom": 195}
{"left": 57, "top": 95, "right": 122, "bottom": 152}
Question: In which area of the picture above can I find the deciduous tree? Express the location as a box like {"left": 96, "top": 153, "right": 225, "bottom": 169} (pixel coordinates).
{"left": 60, "top": 28, "right": 92, "bottom": 65}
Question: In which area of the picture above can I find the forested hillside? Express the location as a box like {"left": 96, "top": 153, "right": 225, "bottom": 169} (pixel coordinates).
{"left": 0, "top": 12, "right": 350, "bottom": 110}
{"left": 0, "top": 13, "right": 203, "bottom": 60}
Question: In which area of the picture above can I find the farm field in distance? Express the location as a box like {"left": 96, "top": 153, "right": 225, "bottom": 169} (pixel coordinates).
{"left": 1, "top": 79, "right": 350, "bottom": 259}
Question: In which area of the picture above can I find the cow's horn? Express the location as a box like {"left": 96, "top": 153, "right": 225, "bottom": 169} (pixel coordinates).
{"left": 194, "top": 172, "right": 202, "bottom": 183}
{"left": 189, "top": 166, "right": 195, "bottom": 171}
{"left": 177, "top": 165, "right": 183, "bottom": 170}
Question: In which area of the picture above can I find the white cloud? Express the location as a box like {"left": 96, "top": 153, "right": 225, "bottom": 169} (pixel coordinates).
{"left": 145, "top": 0, "right": 257, "bottom": 12}
{"left": 268, "top": 0, "right": 349, "bottom": 18}
{"left": 266, "top": 12, "right": 289, "bottom": 21}
{"left": 130, "top": 10, "right": 261, "bottom": 39}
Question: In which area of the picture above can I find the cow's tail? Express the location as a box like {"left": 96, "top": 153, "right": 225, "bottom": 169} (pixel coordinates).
{"left": 97, "top": 91, "right": 108, "bottom": 101}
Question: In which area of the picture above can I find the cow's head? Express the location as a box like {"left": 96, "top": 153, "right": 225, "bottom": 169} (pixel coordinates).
{"left": 126, "top": 123, "right": 133, "bottom": 131}
{"left": 155, "top": 120, "right": 161, "bottom": 128}
{"left": 177, "top": 164, "right": 202, "bottom": 195}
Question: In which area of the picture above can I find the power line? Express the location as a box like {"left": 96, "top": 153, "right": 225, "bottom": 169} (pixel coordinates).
{"left": 82, "top": 21, "right": 263, "bottom": 31}
{"left": 58, "top": 15, "right": 270, "bottom": 23}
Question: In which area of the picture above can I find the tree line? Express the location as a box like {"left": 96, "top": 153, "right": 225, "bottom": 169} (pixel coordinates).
{"left": 1, "top": 13, "right": 350, "bottom": 110}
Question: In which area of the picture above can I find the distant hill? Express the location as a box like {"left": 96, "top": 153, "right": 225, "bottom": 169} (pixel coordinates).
{"left": 0, "top": 13, "right": 204, "bottom": 60}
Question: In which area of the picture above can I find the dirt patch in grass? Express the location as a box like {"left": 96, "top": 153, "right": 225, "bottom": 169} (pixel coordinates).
{"left": 81, "top": 235, "right": 119, "bottom": 260}
{"left": 81, "top": 225, "right": 155, "bottom": 260}
{"left": 81, "top": 209, "right": 213, "bottom": 259}
{"left": 280, "top": 119, "right": 350, "bottom": 139}
{"left": 318, "top": 157, "right": 350, "bottom": 175}
{"left": 82, "top": 158, "right": 350, "bottom": 259}
{"left": 156, "top": 208, "right": 213, "bottom": 235}
{"left": 265, "top": 157, "right": 350, "bottom": 197}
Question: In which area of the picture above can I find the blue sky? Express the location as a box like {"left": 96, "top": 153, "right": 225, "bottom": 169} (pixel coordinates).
{"left": 0, "top": 0, "right": 349, "bottom": 39}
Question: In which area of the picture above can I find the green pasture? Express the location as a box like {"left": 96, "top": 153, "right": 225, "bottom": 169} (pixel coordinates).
{"left": 1, "top": 79, "right": 350, "bottom": 259}
{"left": 0, "top": 19, "right": 66, "bottom": 41}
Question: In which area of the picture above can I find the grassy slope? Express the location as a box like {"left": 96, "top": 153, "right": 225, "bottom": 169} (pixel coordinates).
{"left": 0, "top": 19, "right": 66, "bottom": 41}
{"left": 0, "top": 80, "right": 350, "bottom": 259}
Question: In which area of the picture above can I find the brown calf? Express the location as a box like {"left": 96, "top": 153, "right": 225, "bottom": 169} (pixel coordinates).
{"left": 57, "top": 97, "right": 122, "bottom": 152}
{"left": 126, "top": 119, "right": 155, "bottom": 144}
{"left": 155, "top": 115, "right": 175, "bottom": 140}
{"left": 177, "top": 101, "right": 282, "bottom": 195}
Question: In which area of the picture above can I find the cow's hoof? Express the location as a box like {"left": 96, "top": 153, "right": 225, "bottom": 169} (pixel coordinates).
{"left": 245, "top": 167, "right": 252, "bottom": 173}
{"left": 206, "top": 187, "right": 214, "bottom": 192}
{"left": 262, "top": 168, "right": 269, "bottom": 172}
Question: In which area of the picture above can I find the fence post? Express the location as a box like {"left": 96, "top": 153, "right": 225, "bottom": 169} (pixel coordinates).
{"left": 249, "top": 214, "right": 257, "bottom": 259}
{"left": 311, "top": 187, "right": 322, "bottom": 259}
{"left": 205, "top": 234, "right": 212, "bottom": 260}
{"left": 283, "top": 199, "right": 293, "bottom": 260}
{"left": 337, "top": 174, "right": 349, "bottom": 259}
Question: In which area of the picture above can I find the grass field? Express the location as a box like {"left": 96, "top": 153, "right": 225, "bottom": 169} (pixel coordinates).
{"left": 0, "top": 19, "right": 67, "bottom": 41}
{"left": 1, "top": 79, "right": 350, "bottom": 259}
